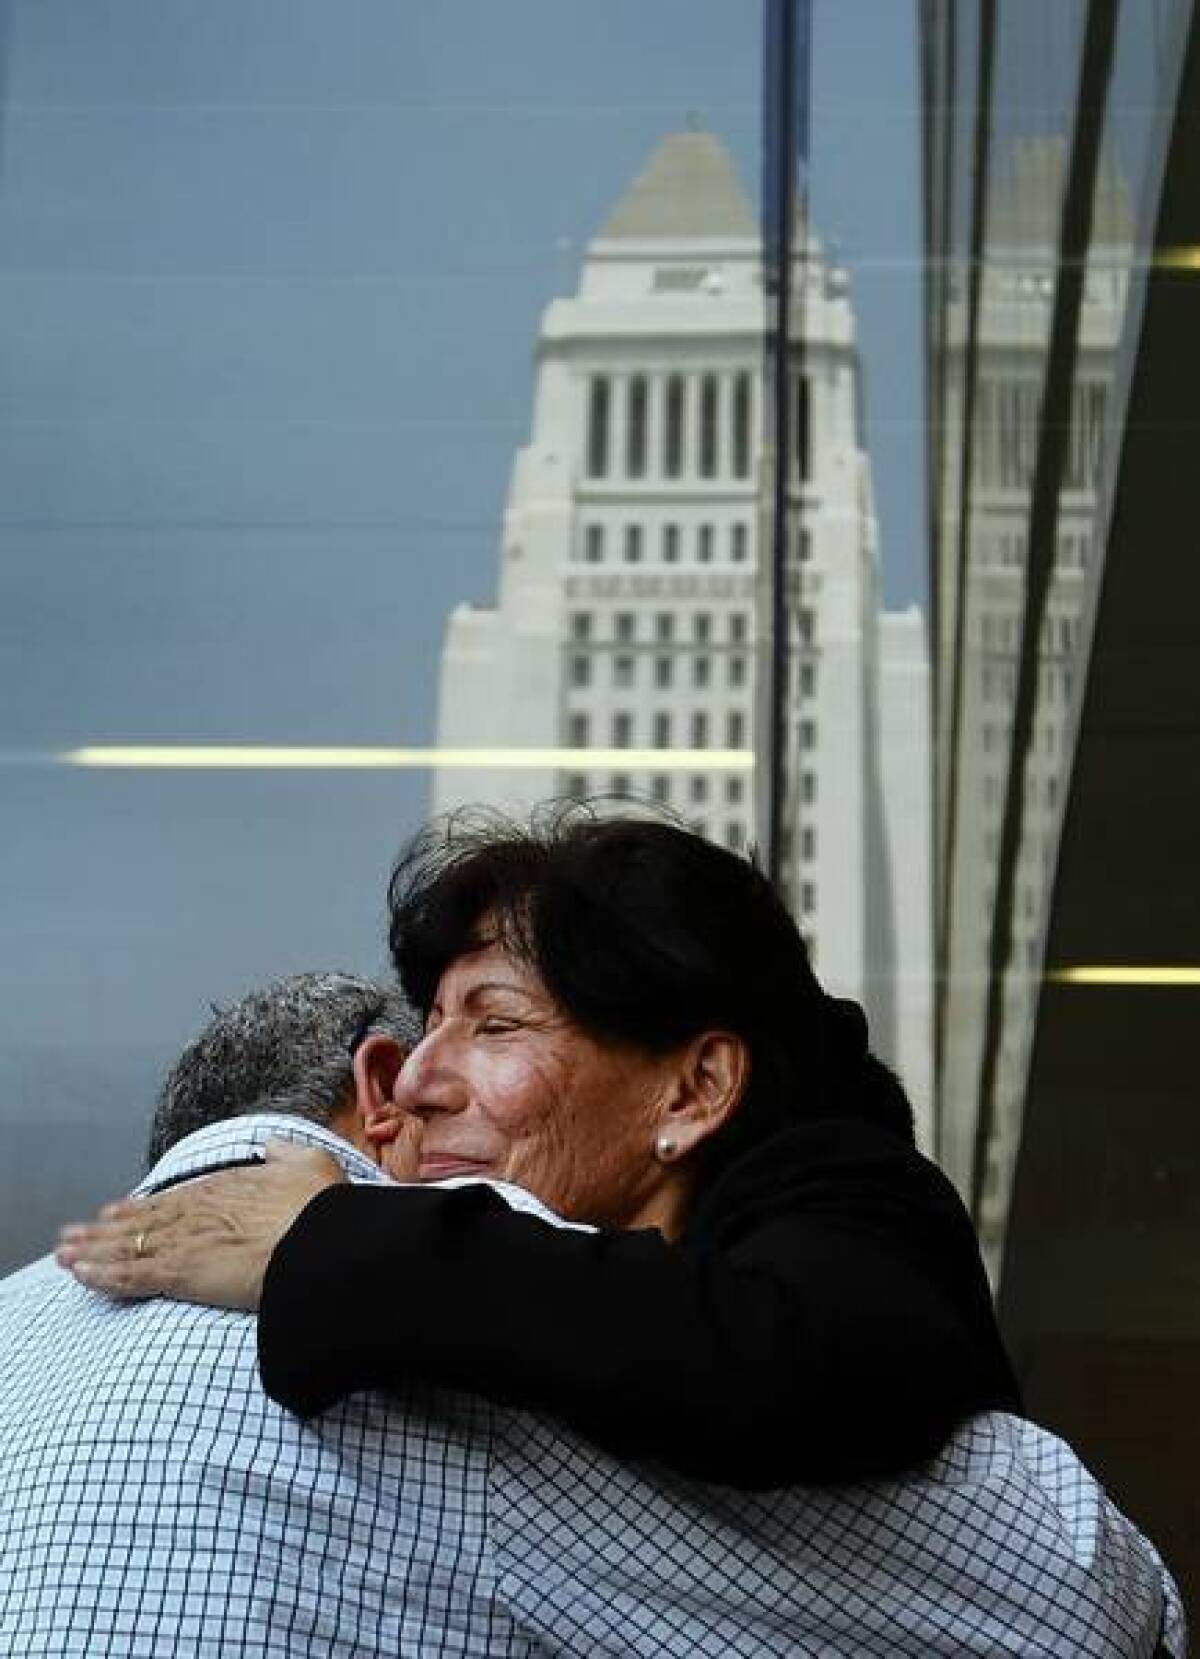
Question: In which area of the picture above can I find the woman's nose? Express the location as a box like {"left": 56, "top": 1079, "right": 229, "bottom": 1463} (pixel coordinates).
{"left": 393, "top": 1023, "right": 466, "bottom": 1116}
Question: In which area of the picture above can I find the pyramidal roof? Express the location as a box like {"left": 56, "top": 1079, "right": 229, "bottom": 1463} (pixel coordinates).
{"left": 989, "top": 135, "right": 1133, "bottom": 247}
{"left": 598, "top": 131, "right": 757, "bottom": 241}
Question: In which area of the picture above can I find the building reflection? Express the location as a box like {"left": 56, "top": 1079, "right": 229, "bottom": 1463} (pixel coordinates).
{"left": 432, "top": 129, "right": 933, "bottom": 1127}
{"left": 922, "top": 0, "right": 1200, "bottom": 1618}
{"left": 935, "top": 134, "right": 1130, "bottom": 1265}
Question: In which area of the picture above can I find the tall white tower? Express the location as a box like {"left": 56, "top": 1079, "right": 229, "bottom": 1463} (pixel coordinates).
{"left": 433, "top": 132, "right": 932, "bottom": 1131}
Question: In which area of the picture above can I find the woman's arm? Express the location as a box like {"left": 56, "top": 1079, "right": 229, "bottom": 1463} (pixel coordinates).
{"left": 258, "top": 1121, "right": 1020, "bottom": 1487}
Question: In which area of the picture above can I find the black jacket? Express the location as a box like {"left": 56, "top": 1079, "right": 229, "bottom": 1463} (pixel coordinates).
{"left": 257, "top": 1119, "right": 1021, "bottom": 1488}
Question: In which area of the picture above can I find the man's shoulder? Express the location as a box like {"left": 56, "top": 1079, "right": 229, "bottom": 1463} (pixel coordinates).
{"left": 138, "top": 1111, "right": 388, "bottom": 1195}
{"left": 0, "top": 1250, "right": 64, "bottom": 1306}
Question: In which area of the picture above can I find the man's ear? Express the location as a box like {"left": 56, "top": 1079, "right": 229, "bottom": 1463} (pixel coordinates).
{"left": 351, "top": 1032, "right": 410, "bottom": 1144}
{"left": 658, "top": 1030, "right": 750, "bottom": 1158}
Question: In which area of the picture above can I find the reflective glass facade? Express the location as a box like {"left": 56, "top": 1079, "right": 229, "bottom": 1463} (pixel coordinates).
{"left": 2, "top": 2, "right": 933, "bottom": 1277}
{"left": 923, "top": 0, "right": 1200, "bottom": 1618}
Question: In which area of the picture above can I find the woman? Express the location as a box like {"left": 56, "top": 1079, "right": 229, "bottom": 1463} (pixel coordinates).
{"left": 60, "top": 809, "right": 1020, "bottom": 1486}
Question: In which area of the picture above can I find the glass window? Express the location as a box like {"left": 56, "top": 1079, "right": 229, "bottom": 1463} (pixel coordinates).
{"left": 727, "top": 710, "right": 745, "bottom": 747}
{"left": 655, "top": 612, "right": 674, "bottom": 641}
{"left": 664, "top": 373, "right": 686, "bottom": 477}
{"left": 611, "top": 712, "right": 632, "bottom": 748}
{"left": 653, "top": 712, "right": 671, "bottom": 747}
{"left": 732, "top": 371, "right": 753, "bottom": 478}
{"left": 730, "top": 612, "right": 749, "bottom": 643}
{"left": 565, "top": 773, "right": 588, "bottom": 801}
{"left": 626, "top": 375, "right": 648, "bottom": 478}
{"left": 729, "top": 655, "right": 747, "bottom": 687}
{"left": 801, "top": 825, "right": 815, "bottom": 861}
{"left": 651, "top": 775, "right": 670, "bottom": 804}
{"left": 690, "top": 775, "right": 709, "bottom": 803}
{"left": 731, "top": 522, "right": 749, "bottom": 562}
{"left": 624, "top": 524, "right": 643, "bottom": 563}
{"left": 700, "top": 373, "right": 720, "bottom": 477}
{"left": 587, "top": 376, "right": 610, "bottom": 478}
{"left": 726, "top": 776, "right": 744, "bottom": 804}
{"left": 694, "top": 612, "right": 712, "bottom": 643}
{"left": 611, "top": 773, "right": 630, "bottom": 798}
{"left": 794, "top": 373, "right": 810, "bottom": 483}
{"left": 725, "top": 820, "right": 745, "bottom": 851}
{"left": 0, "top": 3, "right": 787, "bottom": 1284}
{"left": 698, "top": 524, "right": 714, "bottom": 562}
{"left": 694, "top": 655, "right": 711, "bottom": 688}
{"left": 691, "top": 711, "right": 709, "bottom": 747}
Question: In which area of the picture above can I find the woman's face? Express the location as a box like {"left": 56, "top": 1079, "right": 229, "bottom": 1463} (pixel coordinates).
{"left": 391, "top": 940, "right": 685, "bottom": 1228}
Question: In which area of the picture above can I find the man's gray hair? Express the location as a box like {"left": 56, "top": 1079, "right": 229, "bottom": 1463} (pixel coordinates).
{"left": 147, "top": 972, "right": 422, "bottom": 1167}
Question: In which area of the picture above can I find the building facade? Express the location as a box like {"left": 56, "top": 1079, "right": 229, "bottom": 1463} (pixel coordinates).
{"left": 433, "top": 131, "right": 932, "bottom": 1127}
{"left": 932, "top": 135, "right": 1129, "bottom": 1247}
{"left": 922, "top": 0, "right": 1200, "bottom": 1617}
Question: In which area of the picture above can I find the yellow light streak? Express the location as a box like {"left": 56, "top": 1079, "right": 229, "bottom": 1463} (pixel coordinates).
{"left": 1153, "top": 247, "right": 1200, "bottom": 271}
{"left": 58, "top": 745, "right": 754, "bottom": 773}
{"left": 1048, "top": 966, "right": 1200, "bottom": 987}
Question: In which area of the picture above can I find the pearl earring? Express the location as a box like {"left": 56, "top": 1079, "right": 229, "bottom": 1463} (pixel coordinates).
{"left": 656, "top": 1133, "right": 677, "bottom": 1162}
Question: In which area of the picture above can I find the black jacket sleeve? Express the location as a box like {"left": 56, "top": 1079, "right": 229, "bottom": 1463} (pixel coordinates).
{"left": 258, "top": 1121, "right": 1021, "bottom": 1488}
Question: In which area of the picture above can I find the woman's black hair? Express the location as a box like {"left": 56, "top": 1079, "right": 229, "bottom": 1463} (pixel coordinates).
{"left": 387, "top": 804, "right": 914, "bottom": 1174}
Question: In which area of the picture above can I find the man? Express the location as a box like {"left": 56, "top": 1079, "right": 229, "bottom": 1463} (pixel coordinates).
{"left": 3, "top": 974, "right": 1187, "bottom": 1655}
{"left": 0, "top": 972, "right": 563, "bottom": 1656}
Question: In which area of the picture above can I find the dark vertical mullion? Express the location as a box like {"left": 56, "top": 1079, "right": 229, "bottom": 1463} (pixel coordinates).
{"left": 924, "top": 0, "right": 955, "bottom": 750}
{"left": 922, "top": 0, "right": 958, "bottom": 1157}
{"left": 971, "top": 0, "right": 1120, "bottom": 1220}
{"left": 760, "top": 0, "right": 810, "bottom": 891}
{"left": 935, "top": 0, "right": 996, "bottom": 1109}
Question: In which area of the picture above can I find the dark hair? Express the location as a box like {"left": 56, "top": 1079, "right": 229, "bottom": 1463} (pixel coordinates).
{"left": 387, "top": 806, "right": 914, "bottom": 1175}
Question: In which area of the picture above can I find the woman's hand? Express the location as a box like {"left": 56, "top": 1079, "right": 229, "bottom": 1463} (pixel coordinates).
{"left": 55, "top": 1139, "right": 345, "bottom": 1311}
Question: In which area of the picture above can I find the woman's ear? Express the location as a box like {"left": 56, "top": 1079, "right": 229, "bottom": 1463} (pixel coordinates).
{"left": 351, "top": 1032, "right": 411, "bottom": 1144}
{"left": 658, "top": 1030, "right": 750, "bottom": 1158}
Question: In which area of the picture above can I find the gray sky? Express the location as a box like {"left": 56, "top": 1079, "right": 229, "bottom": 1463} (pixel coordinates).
{"left": 0, "top": 0, "right": 923, "bottom": 1264}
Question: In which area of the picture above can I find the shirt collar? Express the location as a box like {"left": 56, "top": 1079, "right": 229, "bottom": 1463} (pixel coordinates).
{"left": 134, "top": 1112, "right": 388, "bottom": 1197}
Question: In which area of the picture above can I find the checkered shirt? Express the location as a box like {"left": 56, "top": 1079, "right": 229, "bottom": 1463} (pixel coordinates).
{"left": 0, "top": 1114, "right": 1186, "bottom": 1657}
{"left": 491, "top": 1408, "right": 1186, "bottom": 1657}
{"left": 0, "top": 1115, "right": 546, "bottom": 1658}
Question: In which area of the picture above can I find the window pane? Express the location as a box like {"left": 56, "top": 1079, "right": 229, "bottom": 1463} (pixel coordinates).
{"left": 732, "top": 370, "right": 753, "bottom": 478}
{"left": 664, "top": 374, "right": 686, "bottom": 477}
{"left": 794, "top": 373, "right": 810, "bottom": 484}
{"left": 626, "top": 375, "right": 648, "bottom": 478}
{"left": 700, "top": 373, "right": 720, "bottom": 477}
{"left": 587, "top": 376, "right": 611, "bottom": 478}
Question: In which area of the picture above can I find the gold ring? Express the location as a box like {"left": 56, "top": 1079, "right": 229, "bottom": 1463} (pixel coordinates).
{"left": 134, "top": 1230, "right": 149, "bottom": 1260}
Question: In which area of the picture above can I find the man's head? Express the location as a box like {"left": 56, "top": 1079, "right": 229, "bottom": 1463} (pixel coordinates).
{"left": 147, "top": 972, "right": 421, "bottom": 1167}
